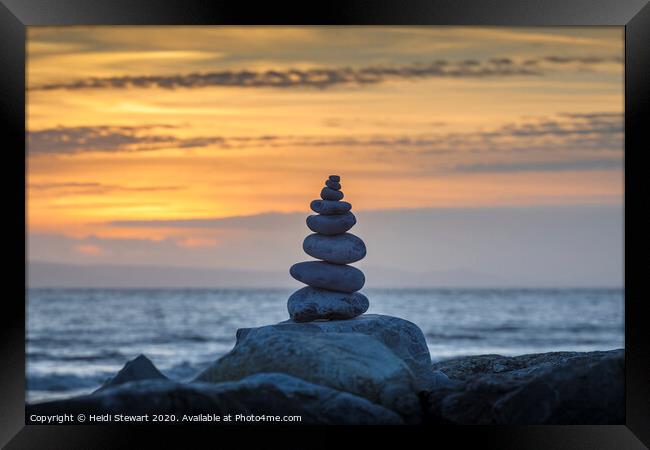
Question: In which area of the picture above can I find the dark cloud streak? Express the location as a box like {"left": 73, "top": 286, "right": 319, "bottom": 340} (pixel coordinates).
{"left": 28, "top": 112, "right": 622, "bottom": 157}
{"left": 30, "top": 55, "right": 621, "bottom": 92}
{"left": 28, "top": 125, "right": 225, "bottom": 155}
{"left": 454, "top": 158, "right": 623, "bottom": 173}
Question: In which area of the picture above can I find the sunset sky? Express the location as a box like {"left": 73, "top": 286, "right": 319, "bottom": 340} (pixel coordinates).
{"left": 27, "top": 27, "right": 624, "bottom": 287}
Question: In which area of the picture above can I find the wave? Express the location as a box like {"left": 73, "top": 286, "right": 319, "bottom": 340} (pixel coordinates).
{"left": 28, "top": 349, "right": 126, "bottom": 362}
{"left": 27, "top": 373, "right": 108, "bottom": 391}
{"left": 163, "top": 360, "right": 210, "bottom": 381}
{"left": 425, "top": 333, "right": 483, "bottom": 341}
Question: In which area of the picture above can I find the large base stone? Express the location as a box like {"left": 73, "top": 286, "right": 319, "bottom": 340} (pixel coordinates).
{"left": 236, "top": 314, "right": 440, "bottom": 391}
{"left": 194, "top": 324, "right": 421, "bottom": 418}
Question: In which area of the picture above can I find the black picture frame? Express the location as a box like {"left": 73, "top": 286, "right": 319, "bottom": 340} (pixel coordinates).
{"left": 1, "top": 0, "right": 649, "bottom": 447}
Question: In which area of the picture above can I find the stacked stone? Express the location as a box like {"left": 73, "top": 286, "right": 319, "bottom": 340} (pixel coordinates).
{"left": 288, "top": 175, "right": 368, "bottom": 322}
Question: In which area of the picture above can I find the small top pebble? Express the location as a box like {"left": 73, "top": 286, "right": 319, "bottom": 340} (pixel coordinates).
{"left": 329, "top": 175, "right": 340, "bottom": 182}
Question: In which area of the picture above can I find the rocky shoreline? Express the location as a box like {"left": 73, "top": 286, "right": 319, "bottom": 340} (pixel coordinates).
{"left": 28, "top": 318, "right": 623, "bottom": 425}
{"left": 426, "top": 349, "right": 624, "bottom": 424}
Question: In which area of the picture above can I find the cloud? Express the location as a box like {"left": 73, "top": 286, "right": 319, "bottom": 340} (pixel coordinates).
{"left": 27, "top": 125, "right": 186, "bottom": 155}
{"left": 74, "top": 244, "right": 104, "bottom": 255}
{"left": 28, "top": 204, "right": 623, "bottom": 287}
{"left": 28, "top": 111, "right": 623, "bottom": 157}
{"left": 389, "top": 112, "right": 622, "bottom": 160}
{"left": 454, "top": 158, "right": 623, "bottom": 173}
{"left": 175, "top": 237, "right": 219, "bottom": 248}
{"left": 27, "top": 126, "right": 454, "bottom": 156}
{"left": 482, "top": 112, "right": 623, "bottom": 140}
{"left": 558, "top": 112, "right": 623, "bottom": 120}
{"left": 30, "top": 55, "right": 621, "bottom": 92}
{"left": 27, "top": 125, "right": 282, "bottom": 155}
{"left": 28, "top": 181, "right": 183, "bottom": 194}
{"left": 322, "top": 117, "right": 447, "bottom": 129}
{"left": 110, "top": 211, "right": 304, "bottom": 229}
{"left": 29, "top": 233, "right": 224, "bottom": 270}
{"left": 541, "top": 56, "right": 622, "bottom": 64}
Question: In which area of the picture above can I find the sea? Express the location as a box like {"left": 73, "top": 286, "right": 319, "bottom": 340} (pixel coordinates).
{"left": 26, "top": 288, "right": 624, "bottom": 403}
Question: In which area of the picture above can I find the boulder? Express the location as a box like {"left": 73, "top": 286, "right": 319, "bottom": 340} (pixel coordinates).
{"left": 302, "top": 233, "right": 366, "bottom": 264}
{"left": 287, "top": 287, "right": 369, "bottom": 321}
{"left": 310, "top": 200, "right": 351, "bottom": 215}
{"left": 290, "top": 261, "right": 365, "bottom": 292}
{"left": 306, "top": 212, "right": 356, "bottom": 235}
{"left": 235, "top": 314, "right": 438, "bottom": 391}
{"left": 426, "top": 349, "right": 624, "bottom": 424}
{"left": 194, "top": 326, "right": 421, "bottom": 418}
{"left": 95, "top": 354, "right": 167, "bottom": 392}
{"left": 29, "top": 373, "right": 403, "bottom": 425}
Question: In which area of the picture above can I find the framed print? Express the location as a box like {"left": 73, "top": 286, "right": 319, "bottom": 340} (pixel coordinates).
{"left": 1, "top": 0, "right": 649, "bottom": 448}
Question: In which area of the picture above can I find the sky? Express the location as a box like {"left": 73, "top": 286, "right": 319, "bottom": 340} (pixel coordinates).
{"left": 26, "top": 26, "right": 624, "bottom": 287}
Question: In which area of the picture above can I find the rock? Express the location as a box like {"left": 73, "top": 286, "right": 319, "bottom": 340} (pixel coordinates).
{"left": 306, "top": 212, "right": 356, "bottom": 235}
{"left": 425, "top": 349, "right": 624, "bottom": 424}
{"left": 326, "top": 179, "right": 341, "bottom": 190}
{"left": 287, "top": 287, "right": 369, "bottom": 322}
{"left": 95, "top": 354, "right": 167, "bottom": 392}
{"left": 238, "top": 314, "right": 436, "bottom": 391}
{"left": 303, "top": 233, "right": 366, "bottom": 264}
{"left": 310, "top": 200, "right": 351, "bottom": 215}
{"left": 29, "top": 348, "right": 624, "bottom": 425}
{"left": 329, "top": 175, "right": 340, "bottom": 182}
{"left": 290, "top": 261, "right": 365, "bottom": 292}
{"left": 320, "top": 187, "right": 344, "bottom": 201}
{"left": 29, "top": 373, "right": 403, "bottom": 425}
{"left": 430, "top": 370, "right": 457, "bottom": 390}
{"left": 194, "top": 327, "right": 421, "bottom": 419}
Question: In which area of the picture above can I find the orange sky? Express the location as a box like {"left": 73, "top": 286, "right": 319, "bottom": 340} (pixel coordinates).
{"left": 27, "top": 26, "right": 623, "bottom": 256}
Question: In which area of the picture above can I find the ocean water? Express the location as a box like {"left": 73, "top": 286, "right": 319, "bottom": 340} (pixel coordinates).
{"left": 26, "top": 288, "right": 624, "bottom": 403}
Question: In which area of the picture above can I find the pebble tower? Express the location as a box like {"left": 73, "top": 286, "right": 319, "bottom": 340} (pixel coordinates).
{"left": 288, "top": 175, "right": 368, "bottom": 322}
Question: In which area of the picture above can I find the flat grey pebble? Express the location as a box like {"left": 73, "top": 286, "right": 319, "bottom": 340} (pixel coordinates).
{"left": 290, "top": 261, "right": 365, "bottom": 292}
{"left": 303, "top": 233, "right": 366, "bottom": 264}
{"left": 310, "top": 200, "right": 351, "bottom": 215}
